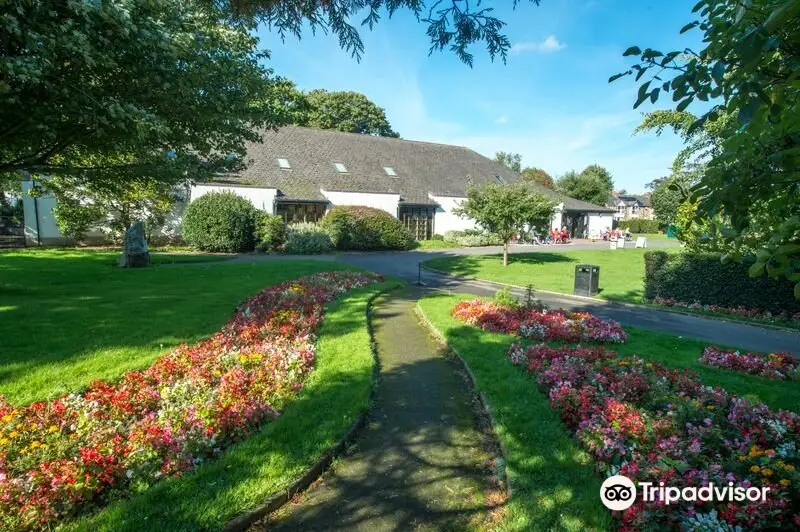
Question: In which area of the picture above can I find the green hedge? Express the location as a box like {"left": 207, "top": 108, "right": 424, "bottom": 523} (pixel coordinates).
{"left": 618, "top": 219, "right": 662, "bottom": 233}
{"left": 320, "top": 206, "right": 413, "bottom": 251}
{"left": 644, "top": 251, "right": 800, "bottom": 314}
{"left": 283, "top": 222, "right": 333, "bottom": 254}
{"left": 442, "top": 229, "right": 504, "bottom": 247}
{"left": 255, "top": 213, "right": 286, "bottom": 252}
{"left": 182, "top": 191, "right": 257, "bottom": 252}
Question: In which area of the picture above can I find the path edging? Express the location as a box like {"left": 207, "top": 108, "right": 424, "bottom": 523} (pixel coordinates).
{"left": 414, "top": 303, "right": 513, "bottom": 500}
{"left": 421, "top": 264, "right": 800, "bottom": 333}
{"left": 222, "top": 285, "right": 399, "bottom": 532}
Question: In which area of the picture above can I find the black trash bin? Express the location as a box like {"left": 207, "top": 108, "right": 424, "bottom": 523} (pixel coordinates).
{"left": 574, "top": 264, "right": 600, "bottom": 297}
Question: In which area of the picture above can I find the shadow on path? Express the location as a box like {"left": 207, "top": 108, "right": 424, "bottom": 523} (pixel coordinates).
{"left": 257, "top": 289, "right": 501, "bottom": 531}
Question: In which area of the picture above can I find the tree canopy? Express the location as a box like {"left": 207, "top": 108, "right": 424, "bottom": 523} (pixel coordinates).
{"left": 215, "top": 0, "right": 541, "bottom": 66}
{"left": 555, "top": 165, "right": 614, "bottom": 206}
{"left": 455, "top": 183, "right": 554, "bottom": 266}
{"left": 615, "top": 0, "right": 800, "bottom": 297}
{"left": 303, "top": 90, "right": 399, "bottom": 137}
{"left": 520, "top": 167, "right": 554, "bottom": 188}
{"left": 493, "top": 151, "right": 522, "bottom": 173}
{"left": 1, "top": 0, "right": 288, "bottom": 183}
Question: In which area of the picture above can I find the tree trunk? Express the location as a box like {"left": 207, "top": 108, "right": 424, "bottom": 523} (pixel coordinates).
{"left": 503, "top": 241, "right": 508, "bottom": 267}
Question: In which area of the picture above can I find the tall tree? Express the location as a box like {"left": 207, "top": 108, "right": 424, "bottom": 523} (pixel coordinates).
{"left": 455, "top": 183, "right": 554, "bottom": 267}
{"left": 555, "top": 168, "right": 613, "bottom": 206}
{"left": 580, "top": 164, "right": 614, "bottom": 194}
{"left": 1, "top": 0, "right": 288, "bottom": 182}
{"left": 614, "top": 0, "right": 800, "bottom": 297}
{"left": 304, "top": 90, "right": 399, "bottom": 137}
{"left": 216, "top": 0, "right": 541, "bottom": 66}
{"left": 494, "top": 152, "right": 522, "bottom": 173}
{"left": 520, "top": 167, "right": 554, "bottom": 188}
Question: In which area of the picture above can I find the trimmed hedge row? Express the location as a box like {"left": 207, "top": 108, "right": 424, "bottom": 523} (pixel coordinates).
{"left": 617, "top": 219, "right": 662, "bottom": 233}
{"left": 182, "top": 192, "right": 257, "bottom": 252}
{"left": 319, "top": 206, "right": 414, "bottom": 251}
{"left": 644, "top": 251, "right": 800, "bottom": 314}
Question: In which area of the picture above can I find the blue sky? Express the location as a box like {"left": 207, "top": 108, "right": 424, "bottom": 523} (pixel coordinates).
{"left": 256, "top": 0, "right": 703, "bottom": 193}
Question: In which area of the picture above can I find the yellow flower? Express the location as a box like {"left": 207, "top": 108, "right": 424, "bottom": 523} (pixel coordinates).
{"left": 0, "top": 438, "right": 9, "bottom": 446}
{"left": 706, "top": 406, "right": 715, "bottom": 411}
{"left": 29, "top": 440, "right": 41, "bottom": 449}
{"left": 785, "top": 465, "right": 795, "bottom": 472}
{"left": 761, "top": 468, "right": 774, "bottom": 477}
{"left": 780, "top": 479, "right": 791, "bottom": 488}
{"left": 750, "top": 466, "right": 761, "bottom": 473}
{"left": 738, "top": 455, "right": 746, "bottom": 462}
{"left": 48, "top": 425, "right": 59, "bottom": 433}
{"left": 1, "top": 414, "right": 12, "bottom": 423}
{"left": 9, "top": 431, "right": 18, "bottom": 439}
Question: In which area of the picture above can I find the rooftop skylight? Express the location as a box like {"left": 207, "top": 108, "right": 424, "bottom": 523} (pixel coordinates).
{"left": 277, "top": 158, "right": 291, "bottom": 169}
{"left": 383, "top": 166, "right": 397, "bottom": 177}
{"left": 494, "top": 174, "right": 507, "bottom": 184}
{"left": 333, "top": 162, "right": 348, "bottom": 173}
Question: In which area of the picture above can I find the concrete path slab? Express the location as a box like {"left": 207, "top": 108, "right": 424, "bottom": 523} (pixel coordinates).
{"left": 255, "top": 289, "right": 499, "bottom": 531}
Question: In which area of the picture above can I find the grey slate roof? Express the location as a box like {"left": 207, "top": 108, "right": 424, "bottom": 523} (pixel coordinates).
{"left": 209, "top": 126, "right": 613, "bottom": 212}
{"left": 614, "top": 194, "right": 652, "bottom": 208}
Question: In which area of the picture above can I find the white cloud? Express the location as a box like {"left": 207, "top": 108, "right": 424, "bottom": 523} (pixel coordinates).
{"left": 511, "top": 35, "right": 566, "bottom": 54}
{"left": 495, "top": 115, "right": 508, "bottom": 124}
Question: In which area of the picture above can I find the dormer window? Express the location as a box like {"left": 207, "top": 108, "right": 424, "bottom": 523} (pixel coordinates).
{"left": 333, "top": 162, "right": 348, "bottom": 173}
{"left": 277, "top": 158, "right": 291, "bottom": 169}
{"left": 383, "top": 166, "right": 397, "bottom": 177}
{"left": 494, "top": 174, "right": 506, "bottom": 185}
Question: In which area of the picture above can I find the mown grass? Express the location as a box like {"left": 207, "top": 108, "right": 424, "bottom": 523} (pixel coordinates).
{"left": 413, "top": 239, "right": 462, "bottom": 250}
{"left": 418, "top": 294, "right": 613, "bottom": 532}
{"left": 0, "top": 249, "right": 348, "bottom": 404}
{"left": 424, "top": 248, "right": 668, "bottom": 304}
{"left": 70, "top": 280, "right": 400, "bottom": 531}
{"left": 418, "top": 294, "right": 800, "bottom": 531}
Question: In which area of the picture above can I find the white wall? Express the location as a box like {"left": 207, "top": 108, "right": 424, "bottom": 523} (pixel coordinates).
{"left": 428, "top": 194, "right": 476, "bottom": 234}
{"left": 190, "top": 184, "right": 278, "bottom": 213}
{"left": 21, "top": 180, "right": 107, "bottom": 245}
{"left": 588, "top": 213, "right": 614, "bottom": 237}
{"left": 550, "top": 204, "right": 565, "bottom": 231}
{"left": 321, "top": 189, "right": 399, "bottom": 216}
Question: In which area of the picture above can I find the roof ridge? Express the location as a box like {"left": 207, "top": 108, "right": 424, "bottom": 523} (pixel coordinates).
{"left": 276, "top": 125, "right": 471, "bottom": 150}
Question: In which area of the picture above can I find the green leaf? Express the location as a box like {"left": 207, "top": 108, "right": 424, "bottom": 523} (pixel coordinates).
{"left": 680, "top": 21, "right": 699, "bottom": 34}
{"left": 711, "top": 61, "right": 725, "bottom": 85}
{"left": 634, "top": 81, "right": 652, "bottom": 109}
{"left": 737, "top": 96, "right": 760, "bottom": 125}
{"left": 623, "top": 46, "right": 642, "bottom": 57}
{"left": 748, "top": 261, "right": 765, "bottom": 278}
{"left": 608, "top": 72, "right": 628, "bottom": 83}
{"left": 795, "top": 283, "right": 800, "bottom": 300}
{"left": 650, "top": 87, "right": 660, "bottom": 104}
{"left": 676, "top": 96, "right": 693, "bottom": 112}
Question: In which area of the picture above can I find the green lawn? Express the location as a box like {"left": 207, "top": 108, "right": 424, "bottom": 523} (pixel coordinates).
{"left": 414, "top": 239, "right": 462, "bottom": 250}
{"left": 425, "top": 248, "right": 661, "bottom": 303}
{"left": 0, "top": 249, "right": 346, "bottom": 404}
{"left": 71, "top": 282, "right": 399, "bottom": 531}
{"left": 417, "top": 294, "right": 800, "bottom": 530}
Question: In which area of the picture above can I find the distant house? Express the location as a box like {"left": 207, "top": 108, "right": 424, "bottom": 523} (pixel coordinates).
{"left": 22, "top": 126, "right": 614, "bottom": 245}
{"left": 607, "top": 193, "right": 654, "bottom": 221}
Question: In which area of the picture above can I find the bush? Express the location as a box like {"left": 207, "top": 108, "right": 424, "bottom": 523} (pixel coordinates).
{"left": 494, "top": 286, "right": 520, "bottom": 308}
{"left": 255, "top": 213, "right": 286, "bottom": 252}
{"left": 319, "top": 206, "right": 413, "bottom": 251}
{"left": 182, "top": 191, "right": 258, "bottom": 252}
{"left": 618, "top": 219, "right": 662, "bottom": 234}
{"left": 442, "top": 229, "right": 504, "bottom": 247}
{"left": 283, "top": 222, "right": 333, "bottom": 254}
{"left": 643, "top": 251, "right": 800, "bottom": 314}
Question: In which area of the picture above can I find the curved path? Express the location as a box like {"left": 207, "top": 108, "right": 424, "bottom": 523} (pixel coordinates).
{"left": 255, "top": 289, "right": 501, "bottom": 531}
{"left": 228, "top": 244, "right": 800, "bottom": 355}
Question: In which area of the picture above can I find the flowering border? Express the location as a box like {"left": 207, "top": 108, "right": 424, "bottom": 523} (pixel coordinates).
{"left": 451, "top": 299, "right": 627, "bottom": 344}
{"left": 0, "top": 272, "right": 382, "bottom": 529}
{"left": 652, "top": 297, "right": 800, "bottom": 328}
{"left": 507, "top": 342, "right": 800, "bottom": 530}
{"left": 699, "top": 346, "right": 800, "bottom": 381}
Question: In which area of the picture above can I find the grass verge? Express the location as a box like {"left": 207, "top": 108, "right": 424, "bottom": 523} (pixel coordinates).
{"left": 0, "top": 250, "right": 349, "bottom": 404}
{"left": 70, "top": 279, "right": 401, "bottom": 531}
{"left": 418, "top": 294, "right": 613, "bottom": 532}
{"left": 413, "top": 239, "right": 462, "bottom": 250}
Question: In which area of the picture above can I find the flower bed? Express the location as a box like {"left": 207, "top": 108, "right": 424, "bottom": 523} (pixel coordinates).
{"left": 0, "top": 272, "right": 381, "bottom": 529}
{"left": 507, "top": 342, "right": 800, "bottom": 530}
{"left": 653, "top": 296, "right": 800, "bottom": 327}
{"left": 452, "top": 299, "right": 627, "bottom": 343}
{"left": 700, "top": 346, "right": 800, "bottom": 381}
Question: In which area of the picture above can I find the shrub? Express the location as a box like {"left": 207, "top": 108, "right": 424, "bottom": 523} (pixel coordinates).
{"left": 283, "top": 222, "right": 333, "bottom": 254}
{"left": 182, "top": 191, "right": 257, "bottom": 252}
{"left": 618, "top": 219, "right": 662, "bottom": 233}
{"left": 431, "top": 234, "right": 445, "bottom": 241}
{"left": 255, "top": 213, "right": 286, "bottom": 252}
{"left": 319, "top": 206, "right": 413, "bottom": 251}
{"left": 494, "top": 286, "right": 520, "bottom": 308}
{"left": 643, "top": 251, "right": 800, "bottom": 314}
{"left": 442, "top": 229, "right": 504, "bottom": 247}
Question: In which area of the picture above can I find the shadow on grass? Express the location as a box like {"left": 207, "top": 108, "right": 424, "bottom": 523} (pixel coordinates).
{"left": 0, "top": 252, "right": 363, "bottom": 404}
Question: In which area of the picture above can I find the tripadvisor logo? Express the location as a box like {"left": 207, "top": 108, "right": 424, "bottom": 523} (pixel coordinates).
{"left": 600, "top": 474, "right": 771, "bottom": 511}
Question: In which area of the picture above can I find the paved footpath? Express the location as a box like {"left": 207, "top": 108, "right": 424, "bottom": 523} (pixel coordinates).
{"left": 256, "top": 289, "right": 499, "bottom": 531}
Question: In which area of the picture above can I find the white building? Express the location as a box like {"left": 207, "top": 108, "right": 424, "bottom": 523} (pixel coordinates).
{"left": 22, "top": 126, "right": 613, "bottom": 245}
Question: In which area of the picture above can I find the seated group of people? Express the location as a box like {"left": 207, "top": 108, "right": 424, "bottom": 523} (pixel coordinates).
{"left": 601, "top": 228, "right": 632, "bottom": 241}
{"left": 546, "top": 227, "right": 570, "bottom": 244}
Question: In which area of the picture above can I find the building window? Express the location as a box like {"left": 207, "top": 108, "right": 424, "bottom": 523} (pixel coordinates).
{"left": 277, "top": 158, "right": 291, "bottom": 169}
{"left": 276, "top": 202, "right": 327, "bottom": 223}
{"left": 383, "top": 166, "right": 397, "bottom": 177}
{"left": 333, "top": 162, "right": 348, "bottom": 173}
{"left": 494, "top": 174, "right": 507, "bottom": 184}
